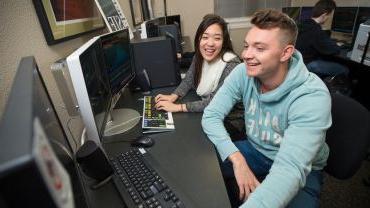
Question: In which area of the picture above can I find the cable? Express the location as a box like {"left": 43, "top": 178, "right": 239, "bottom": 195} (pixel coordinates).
{"left": 49, "top": 139, "right": 74, "bottom": 162}
{"left": 81, "top": 128, "right": 87, "bottom": 146}
{"left": 66, "top": 116, "right": 80, "bottom": 150}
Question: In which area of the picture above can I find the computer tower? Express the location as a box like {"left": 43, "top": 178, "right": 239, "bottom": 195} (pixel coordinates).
{"left": 130, "top": 36, "right": 181, "bottom": 89}
{"left": 351, "top": 20, "right": 370, "bottom": 66}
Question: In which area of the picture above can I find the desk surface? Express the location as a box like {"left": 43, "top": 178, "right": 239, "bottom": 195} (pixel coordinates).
{"left": 80, "top": 88, "right": 231, "bottom": 208}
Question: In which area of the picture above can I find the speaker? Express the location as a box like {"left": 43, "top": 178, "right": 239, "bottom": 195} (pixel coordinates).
{"left": 75, "top": 140, "right": 113, "bottom": 181}
{"left": 130, "top": 36, "right": 181, "bottom": 89}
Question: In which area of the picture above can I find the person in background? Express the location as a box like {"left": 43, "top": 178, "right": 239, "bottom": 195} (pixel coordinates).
{"left": 296, "top": 0, "right": 349, "bottom": 77}
{"left": 202, "top": 9, "right": 332, "bottom": 208}
{"left": 154, "top": 14, "right": 241, "bottom": 113}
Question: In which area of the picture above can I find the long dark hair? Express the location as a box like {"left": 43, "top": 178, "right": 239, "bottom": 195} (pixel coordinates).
{"left": 193, "top": 14, "right": 234, "bottom": 87}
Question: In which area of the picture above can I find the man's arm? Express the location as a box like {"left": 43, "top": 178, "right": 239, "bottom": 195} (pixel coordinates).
{"left": 242, "top": 90, "right": 332, "bottom": 208}
{"left": 313, "top": 30, "right": 340, "bottom": 55}
{"left": 202, "top": 64, "right": 244, "bottom": 160}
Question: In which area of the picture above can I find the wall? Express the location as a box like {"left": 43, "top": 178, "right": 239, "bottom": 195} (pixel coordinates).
{"left": 230, "top": 27, "right": 250, "bottom": 56}
{"left": 166, "top": 0, "right": 214, "bottom": 51}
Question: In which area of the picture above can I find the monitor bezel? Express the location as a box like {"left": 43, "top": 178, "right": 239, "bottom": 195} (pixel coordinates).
{"left": 66, "top": 37, "right": 106, "bottom": 146}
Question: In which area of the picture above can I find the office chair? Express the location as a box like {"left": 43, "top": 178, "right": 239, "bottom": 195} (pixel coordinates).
{"left": 324, "top": 93, "right": 370, "bottom": 180}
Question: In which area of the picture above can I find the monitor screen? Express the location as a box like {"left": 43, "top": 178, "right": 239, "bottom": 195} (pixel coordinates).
{"left": 66, "top": 37, "right": 111, "bottom": 144}
{"left": 332, "top": 7, "right": 358, "bottom": 33}
{"left": 145, "top": 17, "right": 166, "bottom": 38}
{"left": 300, "top": 7, "right": 313, "bottom": 21}
{"left": 0, "top": 57, "right": 87, "bottom": 207}
{"left": 165, "top": 15, "right": 182, "bottom": 35}
{"left": 282, "top": 7, "right": 301, "bottom": 22}
{"left": 101, "top": 29, "right": 134, "bottom": 96}
{"left": 98, "top": 30, "right": 140, "bottom": 136}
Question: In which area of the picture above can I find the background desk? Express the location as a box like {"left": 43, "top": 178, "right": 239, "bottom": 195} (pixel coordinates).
{"left": 324, "top": 51, "right": 370, "bottom": 110}
{"left": 79, "top": 88, "right": 231, "bottom": 208}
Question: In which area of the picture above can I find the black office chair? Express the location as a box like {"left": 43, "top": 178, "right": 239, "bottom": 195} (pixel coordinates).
{"left": 324, "top": 93, "right": 370, "bottom": 179}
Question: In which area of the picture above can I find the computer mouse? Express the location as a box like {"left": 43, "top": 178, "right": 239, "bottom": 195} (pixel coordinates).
{"left": 131, "top": 135, "right": 155, "bottom": 148}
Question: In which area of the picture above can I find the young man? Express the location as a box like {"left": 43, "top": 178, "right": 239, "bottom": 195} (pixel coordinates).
{"left": 296, "top": 0, "right": 348, "bottom": 77}
{"left": 202, "top": 9, "right": 332, "bottom": 208}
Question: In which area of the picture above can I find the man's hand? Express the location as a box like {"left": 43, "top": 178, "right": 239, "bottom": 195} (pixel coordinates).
{"left": 229, "top": 151, "right": 261, "bottom": 202}
{"left": 155, "top": 93, "right": 178, "bottom": 103}
{"left": 155, "top": 100, "right": 182, "bottom": 112}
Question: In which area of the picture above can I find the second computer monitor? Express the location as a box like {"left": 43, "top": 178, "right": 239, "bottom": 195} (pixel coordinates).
{"left": 100, "top": 29, "right": 135, "bottom": 102}
{"left": 332, "top": 7, "right": 358, "bottom": 34}
{"left": 66, "top": 37, "right": 111, "bottom": 145}
{"left": 100, "top": 29, "right": 140, "bottom": 136}
{"left": 165, "top": 15, "right": 182, "bottom": 35}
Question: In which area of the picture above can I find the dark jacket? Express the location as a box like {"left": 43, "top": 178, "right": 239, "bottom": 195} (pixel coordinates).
{"left": 296, "top": 19, "right": 340, "bottom": 64}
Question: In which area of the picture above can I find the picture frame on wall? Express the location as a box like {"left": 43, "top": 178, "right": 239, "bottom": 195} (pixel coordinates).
{"left": 32, "top": 0, "right": 106, "bottom": 45}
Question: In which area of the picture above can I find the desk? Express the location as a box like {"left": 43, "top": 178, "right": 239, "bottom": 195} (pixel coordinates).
{"left": 325, "top": 50, "right": 370, "bottom": 110}
{"left": 79, "top": 88, "right": 231, "bottom": 208}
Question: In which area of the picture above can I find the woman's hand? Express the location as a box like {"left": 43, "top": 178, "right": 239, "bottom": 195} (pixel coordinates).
{"left": 155, "top": 101, "right": 182, "bottom": 112}
{"left": 229, "top": 152, "right": 260, "bottom": 202}
{"left": 155, "top": 93, "right": 178, "bottom": 103}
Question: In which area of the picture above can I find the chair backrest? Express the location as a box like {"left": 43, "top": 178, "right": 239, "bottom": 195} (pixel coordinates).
{"left": 324, "top": 93, "right": 370, "bottom": 179}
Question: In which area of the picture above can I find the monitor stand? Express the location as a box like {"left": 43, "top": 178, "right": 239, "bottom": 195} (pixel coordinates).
{"left": 103, "top": 109, "right": 140, "bottom": 136}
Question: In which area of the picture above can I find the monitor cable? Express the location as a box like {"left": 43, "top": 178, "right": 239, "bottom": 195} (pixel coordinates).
{"left": 66, "top": 116, "right": 81, "bottom": 150}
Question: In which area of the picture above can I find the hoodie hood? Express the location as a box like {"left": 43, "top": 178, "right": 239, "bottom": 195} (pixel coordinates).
{"left": 257, "top": 50, "right": 309, "bottom": 102}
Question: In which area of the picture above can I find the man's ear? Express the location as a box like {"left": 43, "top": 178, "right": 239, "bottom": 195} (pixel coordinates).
{"left": 280, "top": 45, "right": 295, "bottom": 62}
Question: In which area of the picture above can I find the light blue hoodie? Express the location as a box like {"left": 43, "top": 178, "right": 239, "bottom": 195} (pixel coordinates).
{"left": 202, "top": 51, "right": 332, "bottom": 208}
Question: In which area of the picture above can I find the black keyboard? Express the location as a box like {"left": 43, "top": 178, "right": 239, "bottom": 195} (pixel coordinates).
{"left": 111, "top": 149, "right": 185, "bottom": 208}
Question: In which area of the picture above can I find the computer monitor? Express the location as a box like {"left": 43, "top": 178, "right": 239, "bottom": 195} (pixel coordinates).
{"left": 66, "top": 37, "right": 111, "bottom": 145}
{"left": 352, "top": 7, "right": 370, "bottom": 45}
{"left": 165, "top": 15, "right": 182, "bottom": 35}
{"left": 0, "top": 57, "right": 87, "bottom": 207}
{"left": 140, "top": 16, "right": 166, "bottom": 39}
{"left": 282, "top": 7, "right": 301, "bottom": 23}
{"left": 99, "top": 29, "right": 140, "bottom": 136}
{"left": 300, "top": 7, "right": 313, "bottom": 21}
{"left": 331, "top": 7, "right": 358, "bottom": 34}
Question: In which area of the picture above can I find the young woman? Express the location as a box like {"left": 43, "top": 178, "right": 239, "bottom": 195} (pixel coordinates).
{"left": 154, "top": 14, "right": 241, "bottom": 113}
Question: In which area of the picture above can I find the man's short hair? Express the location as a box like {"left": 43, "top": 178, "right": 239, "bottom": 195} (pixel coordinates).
{"left": 251, "top": 9, "right": 298, "bottom": 45}
{"left": 312, "top": 0, "right": 336, "bottom": 18}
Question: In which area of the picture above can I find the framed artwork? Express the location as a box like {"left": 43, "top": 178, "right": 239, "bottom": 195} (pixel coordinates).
{"left": 33, "top": 0, "right": 106, "bottom": 45}
{"left": 129, "top": 0, "right": 144, "bottom": 26}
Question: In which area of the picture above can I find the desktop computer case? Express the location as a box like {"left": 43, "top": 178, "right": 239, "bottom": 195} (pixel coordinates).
{"left": 351, "top": 21, "right": 370, "bottom": 66}
{"left": 130, "top": 36, "right": 181, "bottom": 89}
